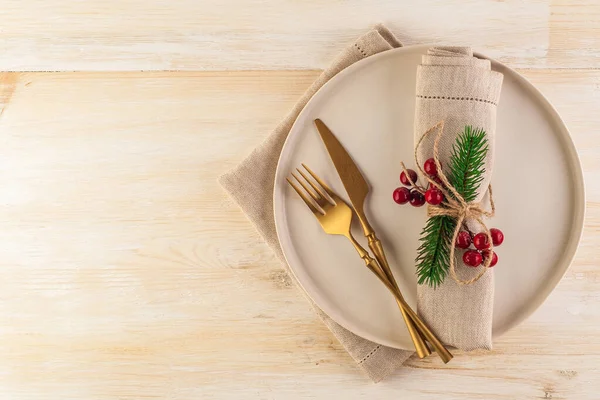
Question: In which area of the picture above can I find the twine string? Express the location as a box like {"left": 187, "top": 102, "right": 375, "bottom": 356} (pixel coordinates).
{"left": 401, "top": 121, "right": 496, "bottom": 285}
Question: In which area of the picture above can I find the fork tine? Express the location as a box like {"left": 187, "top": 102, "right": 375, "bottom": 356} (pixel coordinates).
{"left": 286, "top": 178, "right": 320, "bottom": 214}
{"left": 302, "top": 164, "right": 336, "bottom": 199}
{"left": 296, "top": 168, "right": 333, "bottom": 206}
{"left": 291, "top": 172, "right": 321, "bottom": 204}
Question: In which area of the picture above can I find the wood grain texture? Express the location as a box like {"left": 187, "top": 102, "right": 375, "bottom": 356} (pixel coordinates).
{"left": 0, "top": 0, "right": 598, "bottom": 71}
{"left": 0, "top": 69, "right": 598, "bottom": 399}
{"left": 1, "top": 0, "right": 599, "bottom": 397}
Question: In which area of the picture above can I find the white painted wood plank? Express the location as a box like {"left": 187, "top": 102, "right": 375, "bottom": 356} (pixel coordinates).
{"left": 0, "top": 0, "right": 597, "bottom": 71}
{"left": 0, "top": 70, "right": 598, "bottom": 398}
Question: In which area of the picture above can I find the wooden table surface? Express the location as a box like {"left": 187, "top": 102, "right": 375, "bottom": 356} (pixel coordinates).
{"left": 1, "top": 2, "right": 599, "bottom": 399}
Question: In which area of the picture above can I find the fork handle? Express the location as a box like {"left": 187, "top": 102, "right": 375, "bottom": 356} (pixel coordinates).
{"left": 356, "top": 240, "right": 452, "bottom": 363}
{"left": 346, "top": 234, "right": 431, "bottom": 359}
{"left": 367, "top": 234, "right": 431, "bottom": 358}
{"left": 362, "top": 256, "right": 432, "bottom": 359}
{"left": 367, "top": 233, "right": 452, "bottom": 363}
{"left": 379, "top": 275, "right": 453, "bottom": 364}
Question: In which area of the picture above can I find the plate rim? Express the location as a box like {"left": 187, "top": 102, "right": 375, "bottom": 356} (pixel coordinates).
{"left": 273, "top": 44, "right": 586, "bottom": 349}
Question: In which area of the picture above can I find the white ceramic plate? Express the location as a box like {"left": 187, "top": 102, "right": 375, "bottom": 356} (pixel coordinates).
{"left": 273, "top": 45, "right": 585, "bottom": 350}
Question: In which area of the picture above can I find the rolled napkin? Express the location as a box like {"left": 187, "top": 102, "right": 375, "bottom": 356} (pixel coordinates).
{"left": 415, "top": 47, "right": 504, "bottom": 350}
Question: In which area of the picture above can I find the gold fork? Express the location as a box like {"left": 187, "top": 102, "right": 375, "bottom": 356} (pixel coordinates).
{"left": 287, "top": 164, "right": 452, "bottom": 363}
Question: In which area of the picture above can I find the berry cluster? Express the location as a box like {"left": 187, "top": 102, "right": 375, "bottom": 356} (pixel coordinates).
{"left": 393, "top": 157, "right": 505, "bottom": 269}
{"left": 393, "top": 158, "right": 445, "bottom": 207}
{"left": 456, "top": 228, "right": 504, "bottom": 268}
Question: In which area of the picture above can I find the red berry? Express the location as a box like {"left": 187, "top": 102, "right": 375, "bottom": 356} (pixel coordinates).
{"left": 400, "top": 169, "right": 418, "bottom": 186}
{"left": 482, "top": 250, "right": 498, "bottom": 267}
{"left": 409, "top": 190, "right": 425, "bottom": 207}
{"left": 424, "top": 158, "right": 438, "bottom": 176}
{"left": 473, "top": 232, "right": 491, "bottom": 250}
{"left": 393, "top": 187, "right": 411, "bottom": 204}
{"left": 463, "top": 250, "right": 483, "bottom": 267}
{"left": 455, "top": 231, "right": 472, "bottom": 249}
{"left": 425, "top": 187, "right": 444, "bottom": 205}
{"left": 490, "top": 228, "right": 504, "bottom": 246}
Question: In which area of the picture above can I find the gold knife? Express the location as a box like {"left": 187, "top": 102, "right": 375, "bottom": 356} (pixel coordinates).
{"left": 314, "top": 118, "right": 452, "bottom": 363}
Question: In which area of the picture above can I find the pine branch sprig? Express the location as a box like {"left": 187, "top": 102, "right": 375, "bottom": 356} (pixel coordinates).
{"left": 447, "top": 126, "right": 488, "bottom": 202}
{"left": 415, "top": 215, "right": 456, "bottom": 288}
{"left": 415, "top": 125, "right": 489, "bottom": 287}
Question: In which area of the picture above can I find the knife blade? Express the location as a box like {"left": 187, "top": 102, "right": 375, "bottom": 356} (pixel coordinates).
{"left": 314, "top": 118, "right": 373, "bottom": 236}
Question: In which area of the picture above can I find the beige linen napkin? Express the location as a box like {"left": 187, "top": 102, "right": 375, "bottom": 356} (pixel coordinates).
{"left": 415, "top": 47, "right": 503, "bottom": 350}
{"left": 219, "top": 26, "right": 412, "bottom": 382}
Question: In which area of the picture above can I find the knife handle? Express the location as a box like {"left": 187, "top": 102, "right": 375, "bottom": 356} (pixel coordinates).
{"left": 367, "top": 232, "right": 453, "bottom": 363}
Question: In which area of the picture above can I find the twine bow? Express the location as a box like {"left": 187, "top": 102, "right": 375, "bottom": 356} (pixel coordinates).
{"left": 401, "top": 121, "right": 496, "bottom": 285}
